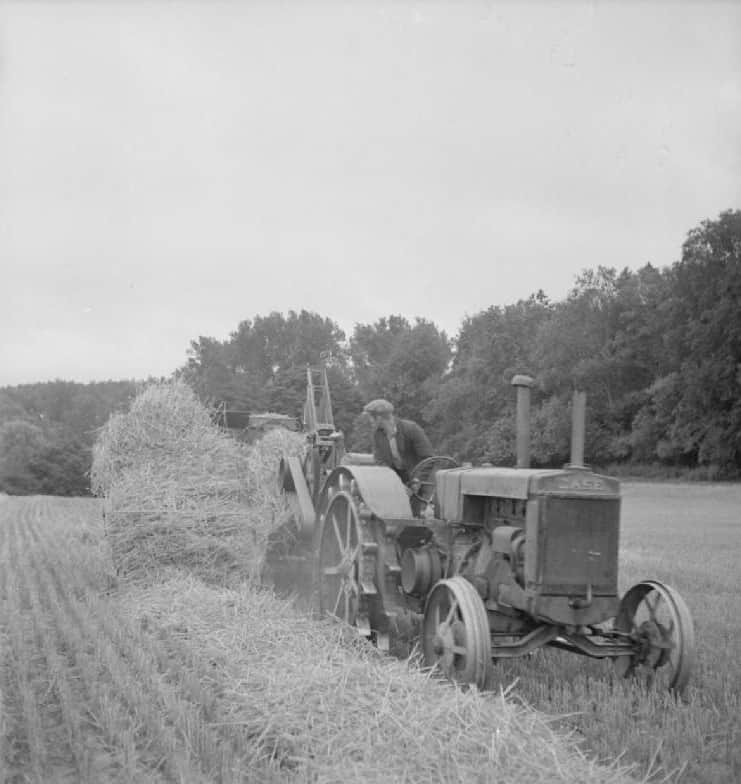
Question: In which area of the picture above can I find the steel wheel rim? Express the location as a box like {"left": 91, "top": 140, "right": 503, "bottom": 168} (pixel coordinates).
{"left": 318, "top": 491, "right": 362, "bottom": 625}
{"left": 422, "top": 576, "right": 491, "bottom": 689}
{"left": 614, "top": 580, "right": 695, "bottom": 693}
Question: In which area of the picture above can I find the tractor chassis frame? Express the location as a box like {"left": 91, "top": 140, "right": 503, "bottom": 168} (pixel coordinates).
{"left": 491, "top": 624, "right": 636, "bottom": 660}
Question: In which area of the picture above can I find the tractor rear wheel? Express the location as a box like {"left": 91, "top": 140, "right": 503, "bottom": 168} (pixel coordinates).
{"left": 317, "top": 490, "right": 362, "bottom": 625}
{"left": 422, "top": 577, "right": 491, "bottom": 689}
{"left": 316, "top": 487, "right": 387, "bottom": 646}
{"left": 613, "top": 580, "right": 695, "bottom": 694}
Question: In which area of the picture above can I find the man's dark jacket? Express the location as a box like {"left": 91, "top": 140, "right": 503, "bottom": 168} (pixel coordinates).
{"left": 372, "top": 418, "right": 433, "bottom": 482}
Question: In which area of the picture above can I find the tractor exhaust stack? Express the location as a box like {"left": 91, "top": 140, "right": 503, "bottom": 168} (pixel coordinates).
{"left": 511, "top": 375, "right": 534, "bottom": 469}
{"left": 569, "top": 390, "right": 587, "bottom": 468}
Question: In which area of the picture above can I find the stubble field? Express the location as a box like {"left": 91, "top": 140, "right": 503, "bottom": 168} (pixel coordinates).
{"left": 0, "top": 482, "right": 738, "bottom": 783}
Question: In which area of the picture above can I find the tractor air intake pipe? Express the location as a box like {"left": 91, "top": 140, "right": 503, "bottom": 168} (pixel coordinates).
{"left": 569, "top": 390, "right": 587, "bottom": 468}
{"left": 511, "top": 374, "right": 534, "bottom": 468}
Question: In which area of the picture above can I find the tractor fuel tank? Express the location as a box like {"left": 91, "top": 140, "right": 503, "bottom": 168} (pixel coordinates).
{"left": 436, "top": 466, "right": 565, "bottom": 522}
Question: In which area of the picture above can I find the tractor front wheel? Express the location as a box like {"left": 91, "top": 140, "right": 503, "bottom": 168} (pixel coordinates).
{"left": 422, "top": 577, "right": 491, "bottom": 689}
{"left": 613, "top": 580, "right": 695, "bottom": 694}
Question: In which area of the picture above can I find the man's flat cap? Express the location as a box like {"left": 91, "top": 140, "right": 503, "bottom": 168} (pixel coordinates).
{"left": 364, "top": 399, "right": 394, "bottom": 415}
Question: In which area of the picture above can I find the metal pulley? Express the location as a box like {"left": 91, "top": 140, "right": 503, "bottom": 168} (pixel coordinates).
{"left": 401, "top": 546, "right": 442, "bottom": 596}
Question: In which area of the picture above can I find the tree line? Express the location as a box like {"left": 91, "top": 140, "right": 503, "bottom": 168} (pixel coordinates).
{"left": 181, "top": 210, "right": 741, "bottom": 476}
{"left": 1, "top": 209, "right": 739, "bottom": 495}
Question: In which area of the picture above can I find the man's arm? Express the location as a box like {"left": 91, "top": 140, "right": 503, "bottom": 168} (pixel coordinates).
{"left": 372, "top": 428, "right": 390, "bottom": 466}
{"left": 408, "top": 421, "right": 434, "bottom": 461}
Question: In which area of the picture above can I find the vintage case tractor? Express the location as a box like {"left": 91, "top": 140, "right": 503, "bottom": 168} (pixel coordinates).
{"left": 277, "top": 370, "right": 695, "bottom": 693}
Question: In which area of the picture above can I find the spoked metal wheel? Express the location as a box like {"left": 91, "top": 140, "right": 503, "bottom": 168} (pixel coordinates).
{"left": 613, "top": 580, "right": 695, "bottom": 693}
{"left": 422, "top": 577, "right": 491, "bottom": 689}
{"left": 409, "top": 456, "right": 459, "bottom": 513}
{"left": 318, "top": 490, "right": 363, "bottom": 626}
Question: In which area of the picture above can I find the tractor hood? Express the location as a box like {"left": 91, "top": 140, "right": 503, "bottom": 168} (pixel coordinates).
{"left": 436, "top": 466, "right": 620, "bottom": 522}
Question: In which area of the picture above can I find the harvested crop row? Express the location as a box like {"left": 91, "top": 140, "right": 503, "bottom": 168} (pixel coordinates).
{"left": 16, "top": 521, "right": 96, "bottom": 779}
{"left": 26, "top": 504, "right": 267, "bottom": 782}
{"left": 11, "top": 505, "right": 142, "bottom": 783}
{"left": 4, "top": 499, "right": 170, "bottom": 781}
{"left": 12, "top": 496, "right": 298, "bottom": 783}
{"left": 22, "top": 513, "right": 208, "bottom": 782}
{"left": 38, "top": 499, "right": 318, "bottom": 783}
{"left": 0, "top": 516, "right": 31, "bottom": 781}
{"left": 4, "top": 516, "right": 49, "bottom": 781}
{"left": 121, "top": 574, "right": 636, "bottom": 784}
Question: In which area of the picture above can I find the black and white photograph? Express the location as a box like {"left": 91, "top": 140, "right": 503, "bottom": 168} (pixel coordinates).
{"left": 1, "top": 2, "right": 739, "bottom": 782}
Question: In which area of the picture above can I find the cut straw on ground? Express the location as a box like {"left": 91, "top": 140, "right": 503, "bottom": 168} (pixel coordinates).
{"left": 120, "top": 573, "right": 637, "bottom": 784}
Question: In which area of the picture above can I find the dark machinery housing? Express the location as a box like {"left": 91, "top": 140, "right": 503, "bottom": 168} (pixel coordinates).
{"left": 277, "top": 369, "right": 695, "bottom": 692}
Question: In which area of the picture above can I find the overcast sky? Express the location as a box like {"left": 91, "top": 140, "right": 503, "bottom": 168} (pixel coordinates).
{"left": 1, "top": 1, "right": 740, "bottom": 386}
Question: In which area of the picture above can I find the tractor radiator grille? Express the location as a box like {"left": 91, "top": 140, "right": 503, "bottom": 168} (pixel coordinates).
{"left": 533, "top": 496, "right": 620, "bottom": 595}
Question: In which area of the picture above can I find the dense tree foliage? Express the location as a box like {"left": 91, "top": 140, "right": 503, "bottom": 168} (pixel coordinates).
{"left": 180, "top": 310, "right": 349, "bottom": 412}
{"left": 427, "top": 292, "right": 553, "bottom": 459}
{"left": 3, "top": 210, "right": 739, "bottom": 495}
{"left": 0, "top": 381, "right": 137, "bottom": 495}
{"left": 347, "top": 317, "right": 451, "bottom": 448}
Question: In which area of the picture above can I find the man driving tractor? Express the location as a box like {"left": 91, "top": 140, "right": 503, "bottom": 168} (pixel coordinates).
{"left": 363, "top": 399, "right": 433, "bottom": 485}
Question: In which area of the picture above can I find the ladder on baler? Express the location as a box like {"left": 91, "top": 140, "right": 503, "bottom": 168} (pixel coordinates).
{"left": 302, "top": 364, "right": 344, "bottom": 506}
{"left": 304, "top": 365, "right": 335, "bottom": 436}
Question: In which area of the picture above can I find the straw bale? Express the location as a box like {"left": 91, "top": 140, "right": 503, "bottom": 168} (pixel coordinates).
{"left": 92, "top": 380, "right": 306, "bottom": 585}
{"left": 91, "top": 380, "right": 218, "bottom": 496}
{"left": 122, "top": 574, "right": 636, "bottom": 784}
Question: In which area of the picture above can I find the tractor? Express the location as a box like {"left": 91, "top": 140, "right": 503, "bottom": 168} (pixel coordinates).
{"left": 275, "top": 368, "right": 695, "bottom": 692}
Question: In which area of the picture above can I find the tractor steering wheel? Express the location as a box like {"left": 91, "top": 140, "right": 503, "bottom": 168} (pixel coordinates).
{"left": 408, "top": 456, "right": 459, "bottom": 512}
